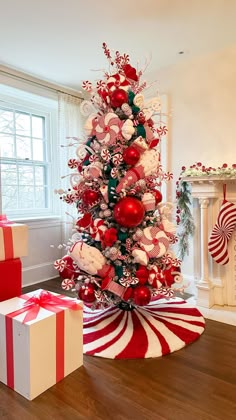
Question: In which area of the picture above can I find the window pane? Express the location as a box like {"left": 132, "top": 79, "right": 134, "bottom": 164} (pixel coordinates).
{"left": 18, "top": 186, "right": 34, "bottom": 208}
{"left": 16, "top": 136, "right": 31, "bottom": 159}
{"left": 1, "top": 164, "right": 17, "bottom": 185}
{"left": 0, "top": 109, "right": 14, "bottom": 133}
{"left": 35, "top": 186, "right": 46, "bottom": 208}
{"left": 15, "top": 112, "right": 31, "bottom": 136}
{"left": 33, "top": 138, "right": 44, "bottom": 161}
{"left": 2, "top": 185, "right": 18, "bottom": 211}
{"left": 18, "top": 165, "right": 34, "bottom": 185}
{"left": 35, "top": 166, "right": 45, "bottom": 185}
{"left": 0, "top": 134, "right": 14, "bottom": 158}
{"left": 32, "top": 116, "right": 44, "bottom": 138}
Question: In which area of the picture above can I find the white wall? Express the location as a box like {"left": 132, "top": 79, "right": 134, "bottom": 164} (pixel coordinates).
{"left": 20, "top": 218, "right": 63, "bottom": 286}
{"left": 148, "top": 44, "right": 236, "bottom": 287}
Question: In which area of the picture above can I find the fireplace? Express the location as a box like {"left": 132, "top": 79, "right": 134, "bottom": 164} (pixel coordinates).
{"left": 182, "top": 176, "right": 236, "bottom": 308}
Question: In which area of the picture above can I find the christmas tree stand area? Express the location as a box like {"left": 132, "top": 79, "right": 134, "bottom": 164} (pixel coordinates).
{"left": 83, "top": 298, "right": 205, "bottom": 359}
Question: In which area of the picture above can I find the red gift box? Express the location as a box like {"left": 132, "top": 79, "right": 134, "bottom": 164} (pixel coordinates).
{"left": 0, "top": 259, "right": 22, "bottom": 302}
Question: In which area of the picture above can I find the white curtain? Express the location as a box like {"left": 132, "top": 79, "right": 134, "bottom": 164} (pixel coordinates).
{"left": 58, "top": 93, "right": 83, "bottom": 245}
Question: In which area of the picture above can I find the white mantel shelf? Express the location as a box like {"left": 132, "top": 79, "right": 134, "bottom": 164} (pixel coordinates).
{"left": 183, "top": 176, "right": 236, "bottom": 308}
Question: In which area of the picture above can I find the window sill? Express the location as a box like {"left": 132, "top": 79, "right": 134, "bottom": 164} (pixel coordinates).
{"left": 11, "top": 215, "right": 62, "bottom": 224}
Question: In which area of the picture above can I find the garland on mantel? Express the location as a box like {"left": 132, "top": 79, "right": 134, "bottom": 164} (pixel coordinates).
{"left": 176, "top": 162, "right": 236, "bottom": 260}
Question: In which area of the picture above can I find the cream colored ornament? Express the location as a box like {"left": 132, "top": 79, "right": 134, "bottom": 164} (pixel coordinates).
{"left": 133, "top": 93, "right": 144, "bottom": 109}
{"left": 121, "top": 119, "right": 135, "bottom": 140}
{"left": 132, "top": 248, "right": 149, "bottom": 266}
{"left": 69, "top": 242, "right": 106, "bottom": 275}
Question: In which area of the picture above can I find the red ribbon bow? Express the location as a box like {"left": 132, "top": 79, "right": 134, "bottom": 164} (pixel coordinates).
{"left": 7, "top": 290, "right": 82, "bottom": 323}
{"left": 0, "top": 214, "right": 13, "bottom": 226}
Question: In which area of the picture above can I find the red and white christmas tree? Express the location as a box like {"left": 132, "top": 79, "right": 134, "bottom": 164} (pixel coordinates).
{"left": 54, "top": 44, "right": 184, "bottom": 310}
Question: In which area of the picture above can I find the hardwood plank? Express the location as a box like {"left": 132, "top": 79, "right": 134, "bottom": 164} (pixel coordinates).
{"left": 0, "top": 278, "right": 235, "bottom": 419}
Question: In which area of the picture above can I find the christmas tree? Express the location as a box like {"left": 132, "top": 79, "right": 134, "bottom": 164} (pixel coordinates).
{"left": 54, "top": 44, "right": 185, "bottom": 310}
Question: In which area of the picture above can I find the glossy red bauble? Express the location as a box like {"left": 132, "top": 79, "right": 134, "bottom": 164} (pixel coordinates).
{"left": 82, "top": 189, "right": 100, "bottom": 207}
{"left": 114, "top": 197, "right": 145, "bottom": 228}
{"left": 78, "top": 283, "right": 96, "bottom": 303}
{"left": 133, "top": 285, "right": 151, "bottom": 306}
{"left": 59, "top": 256, "right": 79, "bottom": 280}
{"left": 110, "top": 88, "right": 128, "bottom": 108}
{"left": 153, "top": 189, "right": 163, "bottom": 204}
{"left": 123, "top": 146, "right": 140, "bottom": 166}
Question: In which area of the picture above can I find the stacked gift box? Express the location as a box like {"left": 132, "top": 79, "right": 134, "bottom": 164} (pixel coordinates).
{"left": 0, "top": 289, "right": 83, "bottom": 399}
{"left": 0, "top": 214, "right": 28, "bottom": 302}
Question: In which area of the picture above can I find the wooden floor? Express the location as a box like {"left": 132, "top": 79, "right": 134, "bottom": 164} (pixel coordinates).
{"left": 0, "top": 279, "right": 236, "bottom": 420}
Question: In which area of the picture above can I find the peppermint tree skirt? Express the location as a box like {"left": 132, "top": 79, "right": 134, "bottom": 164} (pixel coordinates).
{"left": 83, "top": 298, "right": 205, "bottom": 359}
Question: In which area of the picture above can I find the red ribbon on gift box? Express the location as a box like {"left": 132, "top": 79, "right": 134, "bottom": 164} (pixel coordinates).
{"left": 5, "top": 291, "right": 82, "bottom": 389}
{"left": 0, "top": 214, "right": 14, "bottom": 260}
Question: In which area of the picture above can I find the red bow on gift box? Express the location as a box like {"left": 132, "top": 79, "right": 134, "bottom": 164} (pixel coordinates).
{"left": 8, "top": 290, "right": 82, "bottom": 323}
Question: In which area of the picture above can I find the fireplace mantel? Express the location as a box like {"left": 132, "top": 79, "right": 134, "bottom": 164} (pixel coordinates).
{"left": 182, "top": 176, "right": 236, "bottom": 308}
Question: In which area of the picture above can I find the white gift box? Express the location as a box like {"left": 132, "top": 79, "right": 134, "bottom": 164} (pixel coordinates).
{"left": 0, "top": 289, "right": 83, "bottom": 400}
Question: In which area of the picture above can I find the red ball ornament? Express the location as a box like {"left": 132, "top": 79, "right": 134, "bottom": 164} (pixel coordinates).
{"left": 123, "top": 146, "right": 140, "bottom": 166}
{"left": 78, "top": 283, "right": 96, "bottom": 303}
{"left": 114, "top": 197, "right": 145, "bottom": 228}
{"left": 133, "top": 285, "right": 151, "bottom": 306}
{"left": 58, "top": 256, "right": 79, "bottom": 280}
{"left": 110, "top": 88, "right": 128, "bottom": 108}
{"left": 82, "top": 189, "right": 100, "bottom": 207}
{"left": 154, "top": 189, "right": 163, "bottom": 204}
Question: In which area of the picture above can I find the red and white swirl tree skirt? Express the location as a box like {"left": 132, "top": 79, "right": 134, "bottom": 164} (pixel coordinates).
{"left": 83, "top": 298, "right": 205, "bottom": 359}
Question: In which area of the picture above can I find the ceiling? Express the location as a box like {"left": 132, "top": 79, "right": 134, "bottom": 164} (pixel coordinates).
{"left": 1, "top": 0, "right": 236, "bottom": 91}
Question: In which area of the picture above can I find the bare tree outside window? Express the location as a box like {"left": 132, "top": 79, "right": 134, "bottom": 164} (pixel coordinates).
{"left": 0, "top": 106, "right": 48, "bottom": 213}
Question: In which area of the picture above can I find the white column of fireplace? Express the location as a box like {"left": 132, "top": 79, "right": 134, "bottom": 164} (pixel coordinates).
{"left": 182, "top": 177, "right": 236, "bottom": 308}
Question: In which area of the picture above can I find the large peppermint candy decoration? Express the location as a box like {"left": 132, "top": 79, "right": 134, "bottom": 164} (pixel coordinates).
{"left": 208, "top": 198, "right": 236, "bottom": 265}
{"left": 94, "top": 113, "right": 121, "bottom": 146}
{"left": 139, "top": 226, "right": 170, "bottom": 259}
{"left": 90, "top": 218, "right": 107, "bottom": 241}
{"left": 107, "top": 73, "right": 130, "bottom": 92}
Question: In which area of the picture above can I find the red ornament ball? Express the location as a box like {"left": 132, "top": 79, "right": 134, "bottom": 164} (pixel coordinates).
{"left": 78, "top": 283, "right": 96, "bottom": 303}
{"left": 58, "top": 256, "right": 78, "bottom": 280}
{"left": 123, "top": 146, "right": 140, "bottom": 166}
{"left": 110, "top": 88, "right": 128, "bottom": 108}
{"left": 154, "top": 189, "right": 163, "bottom": 204}
{"left": 82, "top": 189, "right": 100, "bottom": 207}
{"left": 133, "top": 285, "right": 151, "bottom": 306}
{"left": 114, "top": 197, "right": 145, "bottom": 228}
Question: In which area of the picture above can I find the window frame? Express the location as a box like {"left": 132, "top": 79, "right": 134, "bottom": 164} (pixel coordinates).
{"left": 0, "top": 85, "right": 60, "bottom": 220}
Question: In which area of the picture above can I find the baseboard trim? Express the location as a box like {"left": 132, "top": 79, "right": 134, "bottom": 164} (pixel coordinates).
{"left": 22, "top": 262, "right": 59, "bottom": 287}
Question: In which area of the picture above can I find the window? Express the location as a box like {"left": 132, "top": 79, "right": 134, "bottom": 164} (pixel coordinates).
{"left": 0, "top": 84, "right": 59, "bottom": 219}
